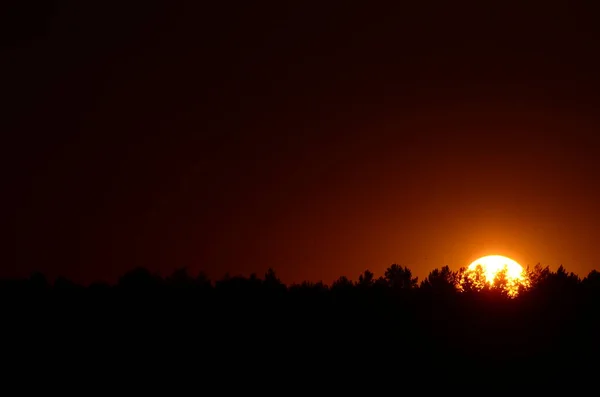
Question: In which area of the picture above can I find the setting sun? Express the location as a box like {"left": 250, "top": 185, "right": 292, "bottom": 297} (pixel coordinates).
{"left": 460, "top": 255, "right": 530, "bottom": 297}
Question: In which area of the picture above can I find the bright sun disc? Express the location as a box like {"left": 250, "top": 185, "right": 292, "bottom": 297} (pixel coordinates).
{"left": 462, "top": 255, "right": 529, "bottom": 296}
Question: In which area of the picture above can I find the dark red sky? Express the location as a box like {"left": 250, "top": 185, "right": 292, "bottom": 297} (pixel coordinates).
{"left": 4, "top": 1, "right": 600, "bottom": 284}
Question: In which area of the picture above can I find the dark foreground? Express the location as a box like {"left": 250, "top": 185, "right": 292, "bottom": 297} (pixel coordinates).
{"left": 2, "top": 266, "right": 599, "bottom": 388}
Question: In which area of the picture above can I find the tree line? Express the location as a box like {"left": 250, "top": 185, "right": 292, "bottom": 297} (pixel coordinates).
{"left": 1, "top": 263, "right": 599, "bottom": 381}
{"left": 2, "top": 263, "right": 598, "bottom": 298}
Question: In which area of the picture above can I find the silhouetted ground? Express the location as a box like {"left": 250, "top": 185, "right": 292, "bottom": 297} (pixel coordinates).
{"left": 2, "top": 265, "right": 599, "bottom": 387}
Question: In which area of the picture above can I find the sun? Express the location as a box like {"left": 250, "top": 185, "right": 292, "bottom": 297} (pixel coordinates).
{"left": 460, "top": 255, "right": 530, "bottom": 297}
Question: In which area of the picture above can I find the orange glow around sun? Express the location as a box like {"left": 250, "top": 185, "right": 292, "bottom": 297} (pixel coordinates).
{"left": 459, "top": 255, "right": 530, "bottom": 297}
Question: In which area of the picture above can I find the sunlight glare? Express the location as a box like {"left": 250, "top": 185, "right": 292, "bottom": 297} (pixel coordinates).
{"left": 461, "top": 255, "right": 529, "bottom": 297}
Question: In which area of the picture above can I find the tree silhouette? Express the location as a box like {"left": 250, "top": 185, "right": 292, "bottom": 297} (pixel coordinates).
{"left": 457, "top": 265, "right": 488, "bottom": 293}
{"left": 527, "top": 263, "right": 550, "bottom": 287}
{"left": 384, "top": 264, "right": 418, "bottom": 290}
{"left": 529, "top": 264, "right": 580, "bottom": 297}
{"left": 117, "top": 267, "right": 162, "bottom": 291}
{"left": 357, "top": 269, "right": 375, "bottom": 288}
{"left": 583, "top": 269, "right": 600, "bottom": 294}
{"left": 491, "top": 266, "right": 513, "bottom": 298}
{"left": 264, "top": 268, "right": 285, "bottom": 290}
{"left": 2, "top": 260, "right": 600, "bottom": 380}
{"left": 420, "top": 266, "right": 457, "bottom": 293}
{"left": 166, "top": 267, "right": 194, "bottom": 288}
{"left": 195, "top": 271, "right": 212, "bottom": 289}
{"left": 331, "top": 275, "right": 354, "bottom": 292}
{"left": 54, "top": 276, "right": 80, "bottom": 291}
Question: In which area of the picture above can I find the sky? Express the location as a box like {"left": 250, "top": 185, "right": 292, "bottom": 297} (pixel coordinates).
{"left": 4, "top": 1, "right": 600, "bottom": 284}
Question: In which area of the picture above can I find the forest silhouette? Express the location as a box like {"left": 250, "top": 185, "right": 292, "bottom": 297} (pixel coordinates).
{"left": 2, "top": 263, "right": 599, "bottom": 382}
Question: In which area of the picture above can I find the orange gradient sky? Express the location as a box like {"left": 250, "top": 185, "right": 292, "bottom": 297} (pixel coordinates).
{"left": 6, "top": 2, "right": 600, "bottom": 284}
